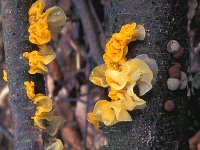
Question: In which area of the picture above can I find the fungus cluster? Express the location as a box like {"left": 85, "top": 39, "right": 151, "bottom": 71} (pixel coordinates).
{"left": 167, "top": 40, "right": 184, "bottom": 59}
{"left": 23, "top": 0, "right": 67, "bottom": 149}
{"left": 87, "top": 23, "right": 158, "bottom": 127}
{"left": 167, "top": 40, "right": 187, "bottom": 91}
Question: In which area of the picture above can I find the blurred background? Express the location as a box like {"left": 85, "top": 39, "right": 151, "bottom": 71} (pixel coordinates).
{"left": 0, "top": 0, "right": 199, "bottom": 150}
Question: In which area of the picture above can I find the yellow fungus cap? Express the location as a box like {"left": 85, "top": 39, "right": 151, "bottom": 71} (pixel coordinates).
{"left": 87, "top": 58, "right": 152, "bottom": 127}
{"left": 23, "top": 46, "right": 56, "bottom": 74}
{"left": 106, "top": 58, "right": 153, "bottom": 96}
{"left": 27, "top": 2, "right": 66, "bottom": 148}
{"left": 103, "top": 23, "right": 145, "bottom": 70}
{"left": 45, "top": 116, "right": 65, "bottom": 136}
{"left": 44, "top": 137, "right": 64, "bottom": 150}
{"left": 87, "top": 91, "right": 147, "bottom": 127}
{"left": 88, "top": 100, "right": 132, "bottom": 126}
{"left": 87, "top": 112, "right": 100, "bottom": 128}
{"left": 92, "top": 100, "right": 117, "bottom": 126}
{"left": 89, "top": 64, "right": 108, "bottom": 87}
{"left": 3, "top": 69, "right": 7, "bottom": 82}
{"left": 24, "top": 81, "right": 53, "bottom": 129}
{"left": 28, "top": 0, "right": 45, "bottom": 17}
{"left": 34, "top": 94, "right": 53, "bottom": 116}
{"left": 119, "top": 23, "right": 145, "bottom": 42}
{"left": 47, "top": 6, "right": 67, "bottom": 34}
{"left": 28, "top": 0, "right": 51, "bottom": 45}
{"left": 32, "top": 112, "right": 53, "bottom": 129}
{"left": 24, "top": 81, "right": 36, "bottom": 100}
{"left": 28, "top": 1, "right": 67, "bottom": 45}
{"left": 108, "top": 89, "right": 125, "bottom": 101}
{"left": 116, "top": 89, "right": 146, "bottom": 111}
{"left": 89, "top": 58, "right": 153, "bottom": 95}
{"left": 136, "top": 54, "right": 158, "bottom": 85}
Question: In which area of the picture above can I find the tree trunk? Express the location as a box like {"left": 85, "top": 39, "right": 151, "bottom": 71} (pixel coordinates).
{"left": 102, "top": 0, "right": 188, "bottom": 149}
{"left": 1, "top": 0, "right": 44, "bottom": 149}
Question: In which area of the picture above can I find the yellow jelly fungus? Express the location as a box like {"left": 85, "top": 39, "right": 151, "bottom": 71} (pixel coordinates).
{"left": 103, "top": 23, "right": 145, "bottom": 70}
{"left": 28, "top": 0, "right": 51, "bottom": 45}
{"left": 28, "top": 1, "right": 67, "bottom": 44}
{"left": 108, "top": 89, "right": 125, "bottom": 101}
{"left": 47, "top": 6, "right": 67, "bottom": 33}
{"left": 87, "top": 23, "right": 156, "bottom": 127}
{"left": 24, "top": 81, "right": 36, "bottom": 100}
{"left": 32, "top": 112, "right": 53, "bottom": 129}
{"left": 34, "top": 94, "right": 53, "bottom": 116}
{"left": 136, "top": 54, "right": 158, "bottom": 85}
{"left": 106, "top": 58, "right": 153, "bottom": 96}
{"left": 89, "top": 64, "right": 108, "bottom": 88}
{"left": 24, "top": 81, "right": 53, "bottom": 129}
{"left": 3, "top": 69, "right": 7, "bottom": 82}
{"left": 90, "top": 58, "right": 153, "bottom": 96}
{"left": 29, "top": 0, "right": 45, "bottom": 17}
{"left": 23, "top": 46, "right": 56, "bottom": 74}
{"left": 45, "top": 116, "right": 65, "bottom": 136}
{"left": 87, "top": 100, "right": 132, "bottom": 126}
{"left": 28, "top": 2, "right": 66, "bottom": 148}
{"left": 44, "top": 137, "right": 64, "bottom": 150}
{"left": 87, "top": 112, "right": 100, "bottom": 128}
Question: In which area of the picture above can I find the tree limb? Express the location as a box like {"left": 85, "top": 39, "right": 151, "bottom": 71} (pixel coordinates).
{"left": 72, "top": 0, "right": 104, "bottom": 65}
{"left": 1, "top": 0, "right": 45, "bottom": 149}
{"left": 102, "top": 0, "right": 188, "bottom": 149}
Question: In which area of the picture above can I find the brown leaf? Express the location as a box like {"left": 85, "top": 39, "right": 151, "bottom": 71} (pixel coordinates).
{"left": 189, "top": 130, "right": 200, "bottom": 150}
{"left": 61, "top": 126, "right": 82, "bottom": 150}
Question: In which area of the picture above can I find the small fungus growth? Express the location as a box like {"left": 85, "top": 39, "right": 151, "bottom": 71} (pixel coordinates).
{"left": 87, "top": 23, "right": 158, "bottom": 127}
{"left": 24, "top": 81, "right": 50, "bottom": 127}
{"left": 23, "top": 0, "right": 67, "bottom": 149}
{"left": 166, "top": 40, "right": 187, "bottom": 91}
{"left": 28, "top": 0, "right": 51, "bottom": 45}
{"left": 24, "top": 81, "right": 65, "bottom": 148}
{"left": 28, "top": 0, "right": 67, "bottom": 45}
{"left": 23, "top": 45, "right": 56, "bottom": 74}
{"left": 103, "top": 23, "right": 145, "bottom": 70}
{"left": 3, "top": 69, "right": 7, "bottom": 82}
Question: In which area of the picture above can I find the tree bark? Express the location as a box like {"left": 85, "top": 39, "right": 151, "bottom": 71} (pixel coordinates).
{"left": 102, "top": 0, "right": 188, "bottom": 149}
{"left": 1, "top": 0, "right": 45, "bottom": 149}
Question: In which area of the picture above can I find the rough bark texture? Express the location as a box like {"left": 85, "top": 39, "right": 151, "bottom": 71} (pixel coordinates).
{"left": 102, "top": 0, "right": 188, "bottom": 149}
{"left": 1, "top": 0, "right": 45, "bottom": 149}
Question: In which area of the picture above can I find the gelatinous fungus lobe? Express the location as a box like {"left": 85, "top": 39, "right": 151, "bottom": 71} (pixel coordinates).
{"left": 87, "top": 23, "right": 158, "bottom": 128}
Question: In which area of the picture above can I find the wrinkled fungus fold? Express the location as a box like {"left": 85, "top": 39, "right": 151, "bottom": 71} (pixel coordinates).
{"left": 28, "top": 0, "right": 67, "bottom": 45}
{"left": 87, "top": 23, "right": 158, "bottom": 128}
{"left": 24, "top": 81, "right": 53, "bottom": 128}
{"left": 23, "top": 45, "right": 56, "bottom": 74}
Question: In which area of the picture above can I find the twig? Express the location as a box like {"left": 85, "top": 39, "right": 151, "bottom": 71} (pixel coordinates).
{"left": 69, "top": 39, "right": 81, "bottom": 70}
{"left": 0, "top": 86, "right": 9, "bottom": 106}
{"left": 57, "top": 97, "right": 92, "bottom": 106}
{"left": 72, "top": 0, "right": 103, "bottom": 65}
{"left": 88, "top": 0, "right": 107, "bottom": 45}
{"left": 0, "top": 125, "right": 13, "bottom": 142}
{"left": 82, "top": 86, "right": 91, "bottom": 150}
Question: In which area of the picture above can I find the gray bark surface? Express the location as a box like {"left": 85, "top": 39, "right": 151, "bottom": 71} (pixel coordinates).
{"left": 1, "top": 0, "right": 44, "bottom": 149}
{"left": 102, "top": 0, "right": 188, "bottom": 149}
